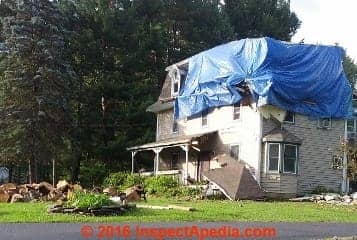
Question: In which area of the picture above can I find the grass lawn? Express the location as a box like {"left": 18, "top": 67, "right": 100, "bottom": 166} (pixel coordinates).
{"left": 0, "top": 198, "right": 356, "bottom": 223}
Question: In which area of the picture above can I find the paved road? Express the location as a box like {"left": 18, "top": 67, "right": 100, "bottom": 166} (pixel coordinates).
{"left": 0, "top": 222, "right": 356, "bottom": 240}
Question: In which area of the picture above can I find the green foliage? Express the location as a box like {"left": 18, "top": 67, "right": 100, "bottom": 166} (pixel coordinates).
{"left": 78, "top": 162, "right": 107, "bottom": 188}
{"left": 343, "top": 55, "right": 357, "bottom": 87}
{"left": 144, "top": 175, "right": 179, "bottom": 197}
{"left": 178, "top": 186, "right": 202, "bottom": 198}
{"left": 103, "top": 172, "right": 144, "bottom": 190}
{"left": 67, "top": 191, "right": 113, "bottom": 209}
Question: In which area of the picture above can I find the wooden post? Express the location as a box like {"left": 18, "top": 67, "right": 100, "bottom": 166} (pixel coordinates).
{"left": 52, "top": 158, "right": 55, "bottom": 187}
{"left": 180, "top": 145, "right": 189, "bottom": 185}
{"left": 153, "top": 148, "right": 162, "bottom": 175}
{"left": 131, "top": 151, "right": 137, "bottom": 174}
{"left": 28, "top": 159, "right": 32, "bottom": 184}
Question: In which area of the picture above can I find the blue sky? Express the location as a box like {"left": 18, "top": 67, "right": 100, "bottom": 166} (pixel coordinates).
{"left": 291, "top": 0, "right": 357, "bottom": 61}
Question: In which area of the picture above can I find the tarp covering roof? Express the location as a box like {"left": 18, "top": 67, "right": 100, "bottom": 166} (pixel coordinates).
{"left": 175, "top": 37, "right": 353, "bottom": 119}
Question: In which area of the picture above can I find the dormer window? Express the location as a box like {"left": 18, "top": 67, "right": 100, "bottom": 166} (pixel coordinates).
{"left": 170, "top": 65, "right": 187, "bottom": 97}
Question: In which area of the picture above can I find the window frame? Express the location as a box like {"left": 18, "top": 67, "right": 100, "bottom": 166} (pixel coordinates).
{"left": 317, "top": 118, "right": 332, "bottom": 129}
{"left": 170, "top": 66, "right": 181, "bottom": 97}
{"left": 282, "top": 144, "right": 298, "bottom": 174}
{"left": 266, "top": 143, "right": 298, "bottom": 174}
{"left": 201, "top": 110, "right": 208, "bottom": 127}
{"left": 283, "top": 111, "right": 295, "bottom": 124}
{"left": 267, "top": 143, "right": 281, "bottom": 173}
{"left": 233, "top": 103, "right": 241, "bottom": 120}
{"left": 230, "top": 144, "right": 240, "bottom": 161}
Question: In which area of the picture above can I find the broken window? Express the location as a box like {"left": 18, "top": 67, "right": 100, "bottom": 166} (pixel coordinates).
{"left": 233, "top": 103, "right": 240, "bottom": 120}
{"left": 347, "top": 118, "right": 357, "bottom": 141}
{"left": 283, "top": 111, "right": 295, "bottom": 123}
{"left": 230, "top": 145, "right": 240, "bottom": 160}
{"left": 172, "top": 119, "right": 178, "bottom": 133}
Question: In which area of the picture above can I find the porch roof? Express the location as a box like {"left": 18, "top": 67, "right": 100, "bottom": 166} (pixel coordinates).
{"left": 127, "top": 131, "right": 217, "bottom": 152}
{"left": 262, "top": 127, "right": 302, "bottom": 144}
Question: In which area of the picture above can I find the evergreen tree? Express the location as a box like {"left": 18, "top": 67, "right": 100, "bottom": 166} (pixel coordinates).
{"left": 0, "top": 0, "right": 75, "bottom": 182}
{"left": 224, "top": 0, "right": 300, "bottom": 40}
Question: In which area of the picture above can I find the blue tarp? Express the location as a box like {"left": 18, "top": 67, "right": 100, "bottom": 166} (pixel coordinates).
{"left": 174, "top": 37, "right": 353, "bottom": 119}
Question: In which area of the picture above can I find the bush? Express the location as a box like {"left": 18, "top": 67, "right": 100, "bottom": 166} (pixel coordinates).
{"left": 144, "top": 175, "right": 179, "bottom": 197}
{"left": 79, "top": 162, "right": 107, "bottom": 188}
{"left": 67, "top": 192, "right": 113, "bottom": 209}
{"left": 178, "top": 186, "right": 202, "bottom": 197}
{"left": 103, "top": 172, "right": 144, "bottom": 191}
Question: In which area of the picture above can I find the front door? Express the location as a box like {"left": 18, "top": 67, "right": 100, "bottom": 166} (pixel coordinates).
{"left": 198, "top": 151, "right": 211, "bottom": 181}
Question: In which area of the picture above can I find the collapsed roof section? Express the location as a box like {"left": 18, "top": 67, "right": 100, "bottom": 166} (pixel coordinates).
{"left": 173, "top": 37, "right": 353, "bottom": 119}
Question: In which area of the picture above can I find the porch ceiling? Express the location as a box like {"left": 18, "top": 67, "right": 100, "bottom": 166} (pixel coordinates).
{"left": 127, "top": 131, "right": 217, "bottom": 152}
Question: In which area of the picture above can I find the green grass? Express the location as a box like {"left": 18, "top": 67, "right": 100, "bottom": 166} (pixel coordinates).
{"left": 0, "top": 198, "right": 356, "bottom": 223}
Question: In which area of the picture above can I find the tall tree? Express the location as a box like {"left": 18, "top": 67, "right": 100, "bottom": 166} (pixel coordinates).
{"left": 0, "top": 0, "right": 75, "bottom": 182}
{"left": 224, "top": 0, "right": 300, "bottom": 41}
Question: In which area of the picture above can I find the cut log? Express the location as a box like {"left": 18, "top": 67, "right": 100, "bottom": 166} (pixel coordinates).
{"left": 56, "top": 180, "right": 69, "bottom": 192}
{"left": 167, "top": 205, "right": 195, "bottom": 211}
{"left": 10, "top": 194, "right": 24, "bottom": 203}
{"left": 136, "top": 204, "right": 171, "bottom": 210}
{"left": 38, "top": 182, "right": 54, "bottom": 196}
{"left": 0, "top": 190, "right": 9, "bottom": 202}
{"left": 103, "top": 187, "right": 117, "bottom": 196}
{"left": 289, "top": 196, "right": 313, "bottom": 202}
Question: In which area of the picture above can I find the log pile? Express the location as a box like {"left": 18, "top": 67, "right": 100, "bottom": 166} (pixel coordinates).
{"left": 47, "top": 204, "right": 133, "bottom": 216}
{"left": 0, "top": 180, "right": 81, "bottom": 203}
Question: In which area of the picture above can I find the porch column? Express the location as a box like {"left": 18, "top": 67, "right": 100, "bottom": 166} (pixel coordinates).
{"left": 180, "top": 144, "right": 189, "bottom": 184}
{"left": 153, "top": 148, "right": 162, "bottom": 176}
{"left": 131, "top": 151, "right": 137, "bottom": 174}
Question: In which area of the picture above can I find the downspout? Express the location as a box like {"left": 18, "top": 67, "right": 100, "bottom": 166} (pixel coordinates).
{"left": 256, "top": 111, "right": 263, "bottom": 184}
{"left": 342, "top": 119, "right": 348, "bottom": 194}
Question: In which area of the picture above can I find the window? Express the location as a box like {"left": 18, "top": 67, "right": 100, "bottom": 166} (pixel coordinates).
{"left": 283, "top": 144, "right": 297, "bottom": 173}
{"left": 332, "top": 155, "right": 342, "bottom": 169}
{"left": 283, "top": 111, "right": 295, "bottom": 123}
{"left": 171, "top": 152, "right": 179, "bottom": 170}
{"left": 268, "top": 143, "right": 280, "bottom": 172}
{"left": 267, "top": 143, "right": 298, "bottom": 174}
{"left": 172, "top": 119, "right": 178, "bottom": 133}
{"left": 170, "top": 67, "right": 181, "bottom": 96}
{"left": 347, "top": 118, "right": 357, "bottom": 141}
{"left": 201, "top": 109, "right": 208, "bottom": 127}
{"left": 317, "top": 118, "right": 331, "bottom": 129}
{"left": 230, "top": 145, "right": 239, "bottom": 160}
{"left": 233, "top": 103, "right": 241, "bottom": 120}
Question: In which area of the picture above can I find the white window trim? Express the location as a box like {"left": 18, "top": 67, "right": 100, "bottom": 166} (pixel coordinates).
{"left": 266, "top": 143, "right": 298, "bottom": 174}
{"left": 282, "top": 144, "right": 298, "bottom": 174}
{"left": 267, "top": 143, "right": 280, "bottom": 173}
{"left": 283, "top": 111, "right": 295, "bottom": 124}
{"left": 170, "top": 65, "right": 181, "bottom": 97}
{"left": 317, "top": 118, "right": 332, "bottom": 129}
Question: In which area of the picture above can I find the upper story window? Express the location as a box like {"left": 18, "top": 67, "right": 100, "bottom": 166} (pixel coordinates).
{"left": 233, "top": 103, "right": 241, "bottom": 120}
{"left": 230, "top": 144, "right": 240, "bottom": 160}
{"left": 317, "top": 118, "right": 332, "bottom": 129}
{"left": 267, "top": 143, "right": 298, "bottom": 174}
{"left": 172, "top": 113, "right": 178, "bottom": 133}
{"left": 170, "top": 66, "right": 186, "bottom": 97}
{"left": 283, "top": 111, "right": 295, "bottom": 124}
{"left": 347, "top": 118, "right": 357, "bottom": 141}
{"left": 201, "top": 109, "right": 208, "bottom": 127}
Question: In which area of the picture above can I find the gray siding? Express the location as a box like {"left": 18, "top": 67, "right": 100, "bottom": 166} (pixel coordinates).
{"left": 157, "top": 109, "right": 183, "bottom": 140}
{"left": 261, "top": 114, "right": 344, "bottom": 195}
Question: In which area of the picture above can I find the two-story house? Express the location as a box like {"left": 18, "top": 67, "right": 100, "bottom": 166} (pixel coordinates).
{"left": 128, "top": 38, "right": 352, "bottom": 199}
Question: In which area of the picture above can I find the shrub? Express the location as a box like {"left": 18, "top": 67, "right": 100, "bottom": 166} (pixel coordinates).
{"left": 178, "top": 186, "right": 202, "bottom": 197}
{"left": 79, "top": 162, "right": 107, "bottom": 188}
{"left": 103, "top": 172, "right": 144, "bottom": 191}
{"left": 67, "top": 192, "right": 113, "bottom": 209}
{"left": 144, "top": 175, "right": 179, "bottom": 197}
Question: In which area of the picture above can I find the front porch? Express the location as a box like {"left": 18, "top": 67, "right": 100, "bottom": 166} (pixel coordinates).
{"left": 127, "top": 131, "right": 217, "bottom": 184}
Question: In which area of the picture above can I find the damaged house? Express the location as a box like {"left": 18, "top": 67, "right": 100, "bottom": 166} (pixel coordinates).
{"left": 128, "top": 37, "right": 353, "bottom": 199}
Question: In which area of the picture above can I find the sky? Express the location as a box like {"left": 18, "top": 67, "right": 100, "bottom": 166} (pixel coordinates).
{"left": 290, "top": 0, "right": 357, "bottom": 61}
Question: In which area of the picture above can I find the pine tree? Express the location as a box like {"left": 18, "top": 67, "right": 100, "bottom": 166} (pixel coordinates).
{"left": 0, "top": 0, "right": 75, "bottom": 182}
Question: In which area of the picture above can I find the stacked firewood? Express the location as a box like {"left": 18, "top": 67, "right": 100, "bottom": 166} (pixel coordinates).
{"left": 0, "top": 180, "right": 82, "bottom": 203}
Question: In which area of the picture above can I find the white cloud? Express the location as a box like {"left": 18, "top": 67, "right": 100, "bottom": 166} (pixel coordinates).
{"left": 291, "top": 0, "right": 357, "bottom": 62}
